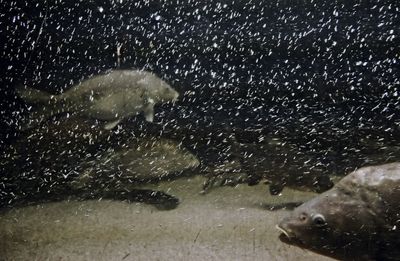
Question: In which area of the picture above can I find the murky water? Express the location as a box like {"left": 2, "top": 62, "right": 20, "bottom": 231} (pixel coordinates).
{"left": 1, "top": 0, "right": 399, "bottom": 260}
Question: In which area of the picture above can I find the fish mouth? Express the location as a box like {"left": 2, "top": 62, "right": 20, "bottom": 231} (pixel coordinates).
{"left": 276, "top": 224, "right": 305, "bottom": 247}
{"left": 188, "top": 158, "right": 200, "bottom": 168}
{"left": 169, "top": 95, "right": 179, "bottom": 103}
{"left": 276, "top": 224, "right": 294, "bottom": 239}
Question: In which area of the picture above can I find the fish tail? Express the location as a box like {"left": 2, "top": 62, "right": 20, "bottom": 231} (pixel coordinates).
{"left": 15, "top": 85, "right": 65, "bottom": 131}
{"left": 15, "top": 84, "right": 54, "bottom": 104}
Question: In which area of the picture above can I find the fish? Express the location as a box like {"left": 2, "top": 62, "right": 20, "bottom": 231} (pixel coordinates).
{"left": 239, "top": 137, "right": 334, "bottom": 195}
{"left": 205, "top": 135, "right": 334, "bottom": 195}
{"left": 16, "top": 69, "right": 179, "bottom": 130}
{"left": 276, "top": 162, "right": 400, "bottom": 261}
{"left": 0, "top": 115, "right": 199, "bottom": 210}
{"left": 72, "top": 137, "right": 200, "bottom": 189}
{"left": 70, "top": 137, "right": 200, "bottom": 209}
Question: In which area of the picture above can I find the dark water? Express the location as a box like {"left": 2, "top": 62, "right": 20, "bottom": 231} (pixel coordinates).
{"left": 1, "top": 0, "right": 400, "bottom": 208}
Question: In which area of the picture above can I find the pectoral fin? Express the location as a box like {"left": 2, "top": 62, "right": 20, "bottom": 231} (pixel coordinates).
{"left": 144, "top": 102, "right": 154, "bottom": 122}
{"left": 104, "top": 119, "right": 121, "bottom": 130}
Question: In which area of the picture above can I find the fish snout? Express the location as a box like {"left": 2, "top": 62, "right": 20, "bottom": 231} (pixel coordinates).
{"left": 172, "top": 91, "right": 179, "bottom": 102}
{"left": 276, "top": 223, "right": 296, "bottom": 240}
{"left": 162, "top": 90, "right": 179, "bottom": 104}
{"left": 190, "top": 157, "right": 200, "bottom": 168}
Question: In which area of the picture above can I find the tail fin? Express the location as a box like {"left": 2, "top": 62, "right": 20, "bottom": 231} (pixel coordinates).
{"left": 15, "top": 85, "right": 64, "bottom": 131}
{"left": 15, "top": 84, "right": 53, "bottom": 104}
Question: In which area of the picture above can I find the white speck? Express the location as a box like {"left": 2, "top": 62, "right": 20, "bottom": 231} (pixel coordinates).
{"left": 333, "top": 10, "right": 339, "bottom": 16}
{"left": 98, "top": 6, "right": 104, "bottom": 13}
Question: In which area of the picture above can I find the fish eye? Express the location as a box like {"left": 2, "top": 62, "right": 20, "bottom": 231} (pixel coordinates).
{"left": 299, "top": 213, "right": 307, "bottom": 221}
{"left": 312, "top": 214, "right": 326, "bottom": 226}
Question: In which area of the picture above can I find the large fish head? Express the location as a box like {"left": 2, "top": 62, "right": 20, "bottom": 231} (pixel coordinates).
{"left": 161, "top": 82, "right": 179, "bottom": 102}
{"left": 180, "top": 151, "right": 200, "bottom": 170}
{"left": 168, "top": 143, "right": 200, "bottom": 170}
{"left": 150, "top": 79, "right": 179, "bottom": 103}
{"left": 277, "top": 188, "right": 378, "bottom": 254}
{"left": 146, "top": 140, "right": 200, "bottom": 179}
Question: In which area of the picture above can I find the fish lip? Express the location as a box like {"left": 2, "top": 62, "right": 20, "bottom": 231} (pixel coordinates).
{"left": 276, "top": 224, "right": 294, "bottom": 239}
{"left": 276, "top": 224, "right": 302, "bottom": 242}
{"left": 276, "top": 224, "right": 306, "bottom": 247}
{"left": 169, "top": 95, "right": 179, "bottom": 103}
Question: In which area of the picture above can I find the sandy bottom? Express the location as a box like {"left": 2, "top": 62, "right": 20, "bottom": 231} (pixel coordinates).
{"left": 0, "top": 176, "right": 334, "bottom": 261}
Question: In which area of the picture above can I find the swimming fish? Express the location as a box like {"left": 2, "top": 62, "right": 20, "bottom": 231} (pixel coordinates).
{"left": 277, "top": 162, "right": 400, "bottom": 261}
{"left": 217, "top": 136, "right": 334, "bottom": 195}
{"left": 16, "top": 69, "right": 179, "bottom": 130}
{"left": 73, "top": 137, "right": 200, "bottom": 188}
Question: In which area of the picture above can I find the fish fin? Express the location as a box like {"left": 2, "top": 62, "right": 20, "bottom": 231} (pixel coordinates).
{"left": 143, "top": 102, "right": 154, "bottom": 122}
{"left": 104, "top": 119, "right": 121, "bottom": 130}
{"left": 15, "top": 84, "right": 65, "bottom": 131}
{"left": 15, "top": 85, "right": 66, "bottom": 131}
{"left": 15, "top": 84, "right": 53, "bottom": 104}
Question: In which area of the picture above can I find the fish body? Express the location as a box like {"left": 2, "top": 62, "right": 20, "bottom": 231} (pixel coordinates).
{"left": 237, "top": 137, "right": 334, "bottom": 195}
{"left": 0, "top": 115, "right": 199, "bottom": 210}
{"left": 197, "top": 133, "right": 334, "bottom": 195}
{"left": 72, "top": 138, "right": 200, "bottom": 189}
{"left": 17, "top": 70, "right": 179, "bottom": 130}
{"left": 277, "top": 162, "right": 400, "bottom": 261}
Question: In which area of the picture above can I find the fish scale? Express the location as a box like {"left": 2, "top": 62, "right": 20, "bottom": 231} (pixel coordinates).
{"left": 278, "top": 162, "right": 400, "bottom": 261}
{"left": 16, "top": 69, "right": 179, "bottom": 130}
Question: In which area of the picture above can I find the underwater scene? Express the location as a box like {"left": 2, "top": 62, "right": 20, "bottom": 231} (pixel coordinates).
{"left": 1, "top": 0, "right": 399, "bottom": 260}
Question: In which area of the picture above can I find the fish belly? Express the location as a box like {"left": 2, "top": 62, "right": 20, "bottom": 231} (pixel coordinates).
{"left": 83, "top": 94, "right": 144, "bottom": 120}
